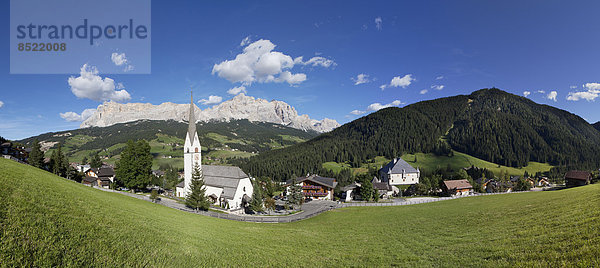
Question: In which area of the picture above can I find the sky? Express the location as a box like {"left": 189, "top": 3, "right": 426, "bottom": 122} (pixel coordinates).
{"left": 1, "top": 0, "right": 600, "bottom": 140}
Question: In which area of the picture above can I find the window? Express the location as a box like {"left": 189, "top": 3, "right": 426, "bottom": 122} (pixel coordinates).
{"left": 195, "top": 147, "right": 198, "bottom": 153}
{"left": 243, "top": 187, "right": 246, "bottom": 192}
{"left": 186, "top": 148, "right": 189, "bottom": 153}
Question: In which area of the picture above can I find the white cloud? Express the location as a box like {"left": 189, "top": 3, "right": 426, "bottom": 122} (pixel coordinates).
{"left": 570, "top": 85, "right": 577, "bottom": 89}
{"left": 111, "top": 52, "right": 134, "bottom": 72}
{"left": 387, "top": 74, "right": 414, "bottom": 89}
{"left": 296, "top": 56, "right": 336, "bottom": 68}
{"left": 240, "top": 36, "right": 251, "bottom": 46}
{"left": 537, "top": 90, "right": 546, "bottom": 94}
{"left": 420, "top": 89, "right": 428, "bottom": 95}
{"left": 198, "top": 95, "right": 223, "bottom": 105}
{"left": 350, "top": 110, "right": 366, "bottom": 115}
{"left": 68, "top": 64, "right": 131, "bottom": 102}
{"left": 367, "top": 100, "right": 403, "bottom": 111}
{"left": 379, "top": 84, "right": 387, "bottom": 90}
{"left": 111, "top": 53, "right": 128, "bottom": 66}
{"left": 0, "top": 100, "right": 3, "bottom": 108}
{"left": 59, "top": 108, "right": 96, "bottom": 122}
{"left": 350, "top": 100, "right": 403, "bottom": 116}
{"left": 212, "top": 39, "right": 331, "bottom": 86}
{"left": 546, "top": 91, "right": 557, "bottom": 102}
{"left": 523, "top": 91, "right": 531, "bottom": 97}
{"left": 352, "top": 74, "right": 370, "bottom": 85}
{"left": 375, "top": 17, "right": 382, "bottom": 30}
{"left": 436, "top": 75, "right": 444, "bottom": 80}
{"left": 227, "top": 86, "right": 247, "bottom": 95}
{"left": 431, "top": 84, "right": 444, "bottom": 90}
{"left": 567, "top": 83, "right": 600, "bottom": 101}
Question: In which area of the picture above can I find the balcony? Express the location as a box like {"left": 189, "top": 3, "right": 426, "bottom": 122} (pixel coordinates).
{"left": 302, "top": 185, "right": 322, "bottom": 189}
{"left": 303, "top": 191, "right": 329, "bottom": 197}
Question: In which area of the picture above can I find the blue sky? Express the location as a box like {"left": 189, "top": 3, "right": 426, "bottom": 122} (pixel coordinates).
{"left": 1, "top": 0, "right": 600, "bottom": 140}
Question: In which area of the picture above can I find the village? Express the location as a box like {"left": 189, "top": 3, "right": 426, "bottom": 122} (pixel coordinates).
{"left": 1, "top": 96, "right": 596, "bottom": 218}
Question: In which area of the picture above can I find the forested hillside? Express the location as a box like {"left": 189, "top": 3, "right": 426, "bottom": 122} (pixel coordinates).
{"left": 593, "top": 122, "right": 600, "bottom": 132}
{"left": 19, "top": 119, "right": 317, "bottom": 168}
{"left": 240, "top": 88, "right": 600, "bottom": 181}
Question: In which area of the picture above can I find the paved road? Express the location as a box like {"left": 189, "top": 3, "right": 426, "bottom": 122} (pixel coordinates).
{"left": 91, "top": 186, "right": 531, "bottom": 222}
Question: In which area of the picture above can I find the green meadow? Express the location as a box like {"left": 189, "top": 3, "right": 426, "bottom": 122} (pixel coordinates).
{"left": 1, "top": 158, "right": 597, "bottom": 267}
{"left": 323, "top": 151, "right": 553, "bottom": 177}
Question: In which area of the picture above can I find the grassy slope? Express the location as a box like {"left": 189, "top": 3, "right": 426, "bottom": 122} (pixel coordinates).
{"left": 323, "top": 151, "right": 553, "bottom": 176}
{"left": 1, "top": 158, "right": 598, "bottom": 267}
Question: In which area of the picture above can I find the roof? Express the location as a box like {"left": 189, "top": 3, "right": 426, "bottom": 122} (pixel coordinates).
{"left": 380, "top": 158, "right": 419, "bottom": 175}
{"left": 82, "top": 176, "right": 97, "bottom": 183}
{"left": 187, "top": 92, "right": 197, "bottom": 142}
{"left": 341, "top": 182, "right": 360, "bottom": 192}
{"left": 373, "top": 182, "right": 392, "bottom": 191}
{"left": 286, "top": 174, "right": 337, "bottom": 189}
{"left": 88, "top": 167, "right": 115, "bottom": 177}
{"left": 202, "top": 165, "right": 249, "bottom": 199}
{"left": 443, "top": 179, "right": 473, "bottom": 190}
{"left": 565, "top": 171, "right": 591, "bottom": 181}
{"left": 176, "top": 181, "right": 185, "bottom": 188}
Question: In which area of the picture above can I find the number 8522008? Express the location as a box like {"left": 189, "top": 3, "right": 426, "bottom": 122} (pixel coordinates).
{"left": 18, "top": 42, "right": 66, "bottom": 52}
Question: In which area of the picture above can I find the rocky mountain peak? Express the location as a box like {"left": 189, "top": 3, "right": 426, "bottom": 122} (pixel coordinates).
{"left": 80, "top": 94, "right": 339, "bottom": 133}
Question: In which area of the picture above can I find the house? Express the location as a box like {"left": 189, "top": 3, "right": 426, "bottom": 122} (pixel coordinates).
{"left": 564, "top": 171, "right": 592, "bottom": 188}
{"left": 341, "top": 182, "right": 361, "bottom": 202}
{"left": 537, "top": 177, "right": 550, "bottom": 187}
{"left": 285, "top": 174, "right": 337, "bottom": 200}
{"left": 372, "top": 177, "right": 399, "bottom": 198}
{"left": 379, "top": 158, "right": 420, "bottom": 186}
{"left": 82, "top": 166, "right": 115, "bottom": 189}
{"left": 442, "top": 179, "right": 473, "bottom": 196}
{"left": 175, "top": 93, "right": 253, "bottom": 211}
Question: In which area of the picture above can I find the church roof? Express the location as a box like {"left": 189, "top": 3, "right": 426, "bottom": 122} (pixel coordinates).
{"left": 187, "top": 92, "right": 197, "bottom": 142}
{"left": 201, "top": 165, "right": 249, "bottom": 199}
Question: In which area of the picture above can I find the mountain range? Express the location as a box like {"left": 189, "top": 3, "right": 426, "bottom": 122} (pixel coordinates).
{"left": 80, "top": 94, "right": 340, "bottom": 133}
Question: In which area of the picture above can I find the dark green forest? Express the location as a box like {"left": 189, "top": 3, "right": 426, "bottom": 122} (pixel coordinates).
{"left": 238, "top": 88, "right": 600, "bottom": 181}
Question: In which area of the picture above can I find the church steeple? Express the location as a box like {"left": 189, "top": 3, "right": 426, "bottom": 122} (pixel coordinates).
{"left": 187, "top": 90, "right": 197, "bottom": 142}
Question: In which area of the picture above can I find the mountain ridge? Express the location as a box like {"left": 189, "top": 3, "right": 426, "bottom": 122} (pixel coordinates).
{"left": 80, "top": 93, "right": 340, "bottom": 133}
{"left": 239, "top": 88, "right": 600, "bottom": 181}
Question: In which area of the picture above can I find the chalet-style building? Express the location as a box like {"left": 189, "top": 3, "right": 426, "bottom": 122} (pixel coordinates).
{"left": 537, "top": 177, "right": 550, "bottom": 187}
{"left": 379, "top": 158, "right": 420, "bottom": 186}
{"left": 442, "top": 179, "right": 473, "bottom": 196}
{"left": 285, "top": 174, "right": 337, "bottom": 200}
{"left": 175, "top": 93, "right": 253, "bottom": 211}
{"left": 82, "top": 166, "right": 115, "bottom": 188}
{"left": 564, "top": 171, "right": 592, "bottom": 188}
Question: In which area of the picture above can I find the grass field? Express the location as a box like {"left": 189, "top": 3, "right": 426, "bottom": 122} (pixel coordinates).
{"left": 323, "top": 151, "right": 553, "bottom": 177}
{"left": 1, "top": 158, "right": 598, "bottom": 267}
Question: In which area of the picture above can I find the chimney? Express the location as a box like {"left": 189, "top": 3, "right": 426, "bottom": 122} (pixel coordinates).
{"left": 393, "top": 158, "right": 397, "bottom": 164}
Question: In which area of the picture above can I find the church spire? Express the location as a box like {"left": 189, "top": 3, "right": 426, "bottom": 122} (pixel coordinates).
{"left": 187, "top": 90, "right": 197, "bottom": 141}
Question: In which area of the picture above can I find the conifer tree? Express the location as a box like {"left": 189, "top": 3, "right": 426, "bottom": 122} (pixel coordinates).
{"left": 249, "top": 181, "right": 264, "bottom": 212}
{"left": 50, "top": 143, "right": 68, "bottom": 177}
{"left": 185, "top": 163, "right": 210, "bottom": 211}
{"left": 28, "top": 139, "right": 44, "bottom": 169}
{"left": 90, "top": 153, "right": 103, "bottom": 168}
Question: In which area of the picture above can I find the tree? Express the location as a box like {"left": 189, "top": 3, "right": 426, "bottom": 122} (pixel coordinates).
{"left": 357, "top": 174, "right": 374, "bottom": 201}
{"left": 150, "top": 189, "right": 159, "bottom": 203}
{"left": 514, "top": 177, "right": 532, "bottom": 191}
{"left": 28, "top": 139, "right": 44, "bottom": 169}
{"left": 264, "top": 197, "right": 276, "bottom": 213}
{"left": 249, "top": 181, "right": 264, "bottom": 212}
{"left": 286, "top": 179, "right": 304, "bottom": 210}
{"left": 90, "top": 153, "right": 103, "bottom": 168}
{"left": 81, "top": 156, "right": 88, "bottom": 165}
{"left": 115, "top": 140, "right": 153, "bottom": 190}
{"left": 185, "top": 163, "right": 210, "bottom": 211}
{"left": 50, "top": 143, "right": 68, "bottom": 177}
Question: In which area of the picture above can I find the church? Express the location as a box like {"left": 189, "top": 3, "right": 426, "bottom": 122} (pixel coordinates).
{"left": 176, "top": 93, "right": 253, "bottom": 211}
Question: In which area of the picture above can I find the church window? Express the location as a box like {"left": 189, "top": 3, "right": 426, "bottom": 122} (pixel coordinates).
{"left": 243, "top": 187, "right": 246, "bottom": 192}
{"left": 195, "top": 147, "right": 198, "bottom": 153}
